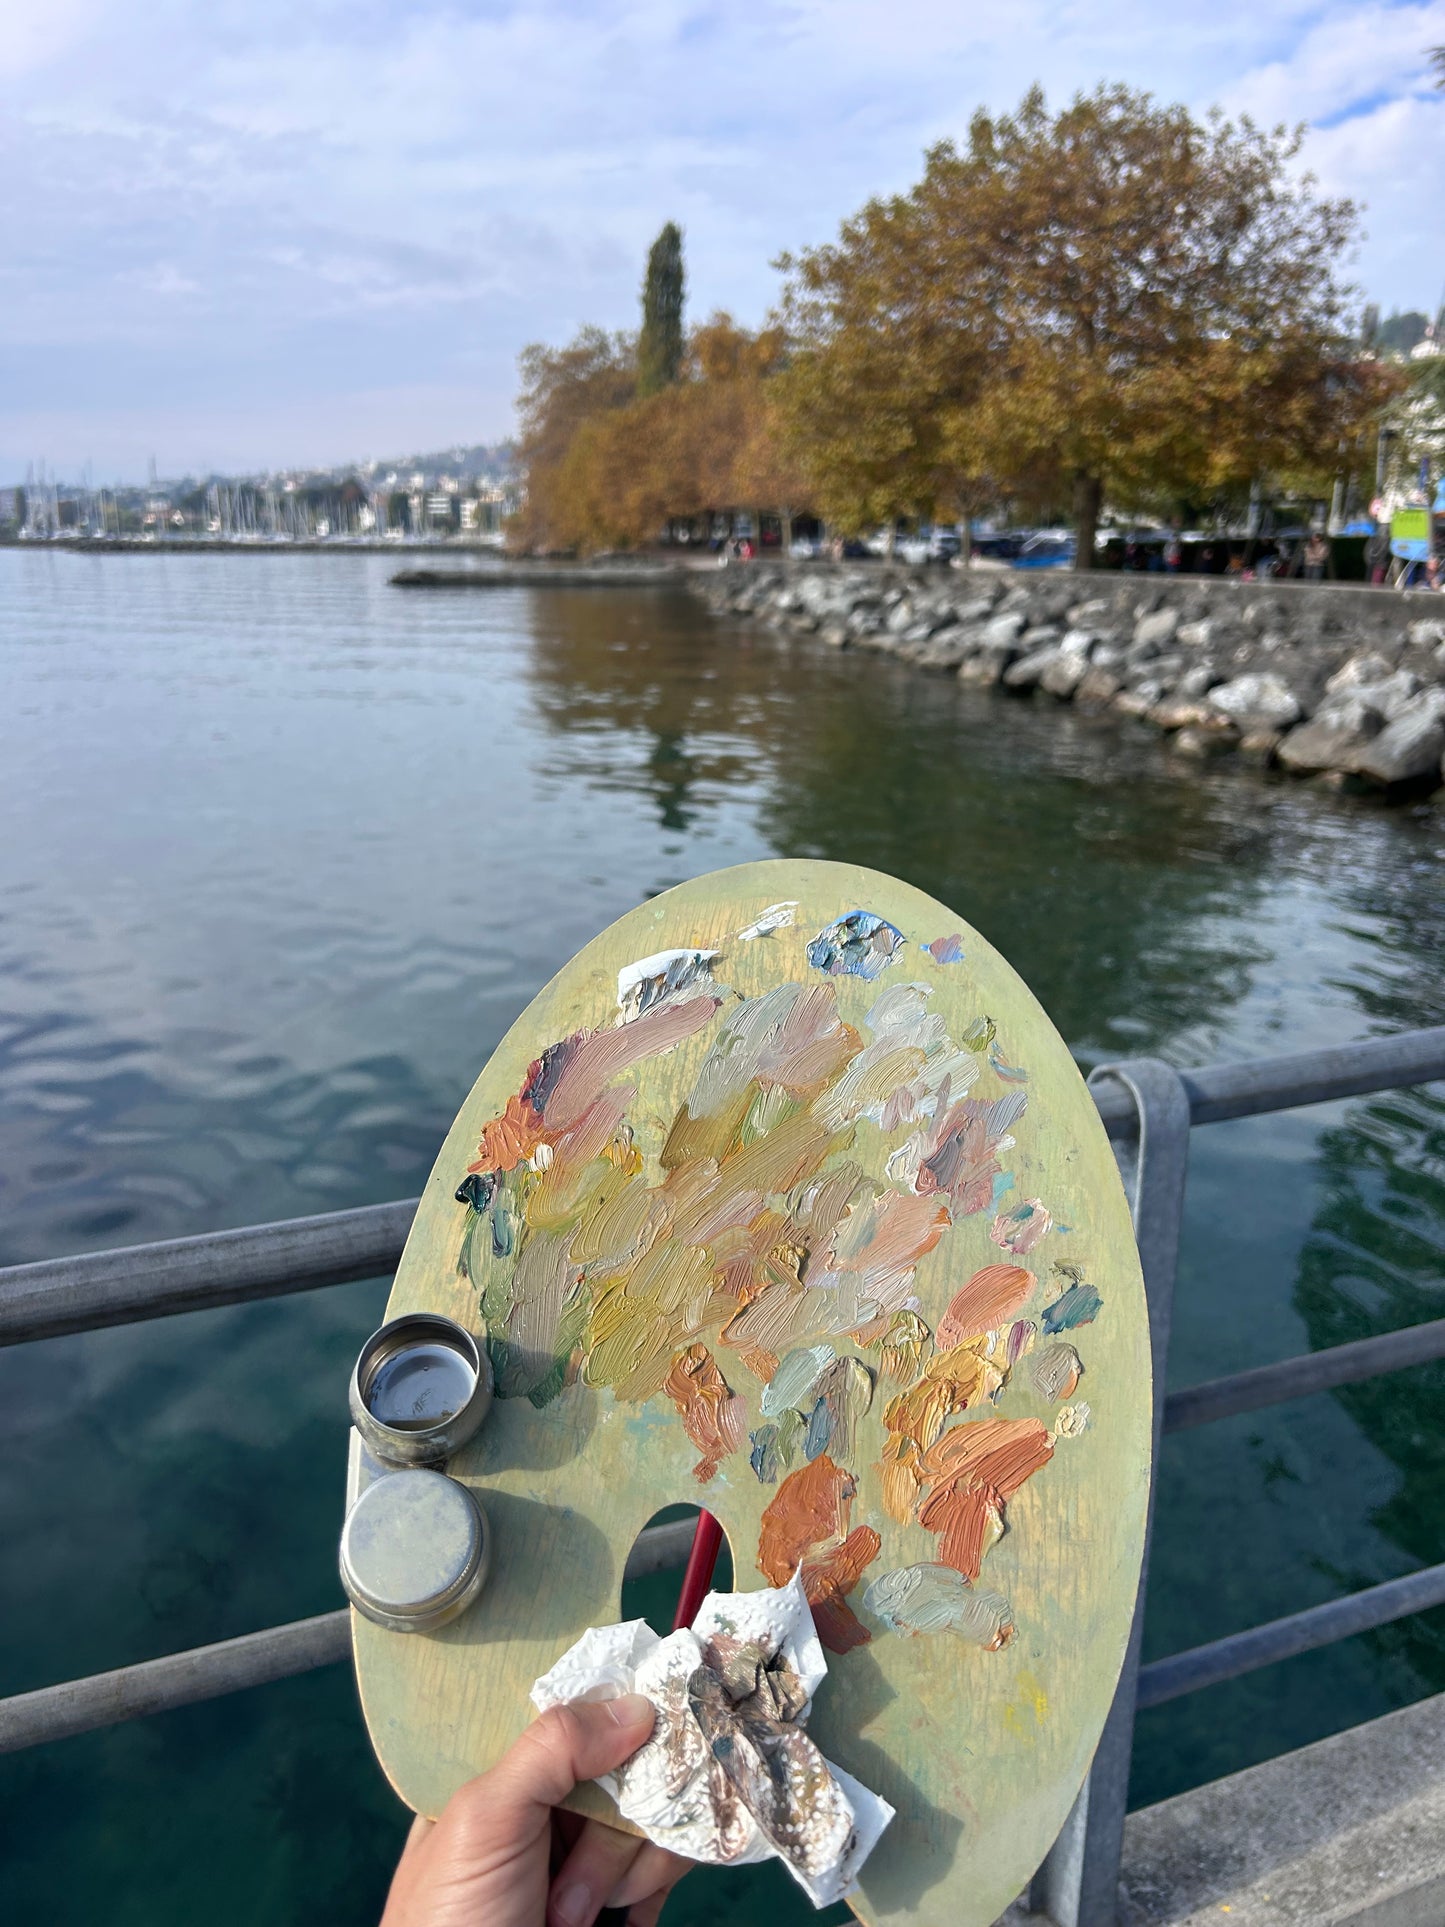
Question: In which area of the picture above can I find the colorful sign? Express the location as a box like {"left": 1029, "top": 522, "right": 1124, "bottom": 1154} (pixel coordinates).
{"left": 1391, "top": 507, "right": 1432, "bottom": 562}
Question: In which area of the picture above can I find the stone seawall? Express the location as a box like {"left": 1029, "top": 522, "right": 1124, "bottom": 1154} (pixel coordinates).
{"left": 699, "top": 565, "right": 1445, "bottom": 796}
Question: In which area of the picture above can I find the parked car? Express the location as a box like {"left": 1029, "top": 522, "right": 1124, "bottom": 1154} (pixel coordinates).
{"left": 1012, "top": 531, "right": 1077, "bottom": 570}
{"left": 971, "top": 531, "right": 1025, "bottom": 560}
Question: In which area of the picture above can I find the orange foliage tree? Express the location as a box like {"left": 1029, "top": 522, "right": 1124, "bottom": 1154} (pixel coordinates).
{"left": 517, "top": 314, "right": 809, "bottom": 553}
{"left": 777, "top": 85, "right": 1392, "bottom": 564}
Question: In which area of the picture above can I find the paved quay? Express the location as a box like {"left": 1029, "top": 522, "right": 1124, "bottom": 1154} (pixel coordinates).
{"left": 999, "top": 1691, "right": 1445, "bottom": 1926}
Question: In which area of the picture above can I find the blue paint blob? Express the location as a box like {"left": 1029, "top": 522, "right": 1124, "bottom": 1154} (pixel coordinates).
{"left": 1042, "top": 1283, "right": 1104, "bottom": 1334}
{"left": 807, "top": 909, "right": 905, "bottom": 979}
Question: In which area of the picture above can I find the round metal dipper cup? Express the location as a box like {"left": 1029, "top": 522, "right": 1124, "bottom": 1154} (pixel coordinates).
{"left": 340, "top": 1468, "right": 491, "bottom": 1632}
{"left": 350, "top": 1312, "right": 492, "bottom": 1466}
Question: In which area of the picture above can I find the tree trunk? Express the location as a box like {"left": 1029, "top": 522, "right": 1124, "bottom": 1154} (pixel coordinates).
{"left": 1073, "top": 473, "right": 1102, "bottom": 572}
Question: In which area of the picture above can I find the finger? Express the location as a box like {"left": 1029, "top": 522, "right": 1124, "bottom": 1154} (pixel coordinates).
{"left": 547, "top": 1818, "right": 645, "bottom": 1927}
{"left": 619, "top": 1874, "right": 690, "bottom": 1927}
{"left": 605, "top": 1843, "right": 694, "bottom": 1912}
{"left": 388, "top": 1810, "right": 434, "bottom": 1881}
{"left": 482, "top": 1697, "right": 656, "bottom": 1830}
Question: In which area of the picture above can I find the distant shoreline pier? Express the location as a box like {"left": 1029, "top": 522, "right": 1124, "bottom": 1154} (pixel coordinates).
{"left": 390, "top": 563, "right": 688, "bottom": 588}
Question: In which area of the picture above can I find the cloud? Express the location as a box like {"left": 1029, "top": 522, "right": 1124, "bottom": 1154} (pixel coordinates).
{"left": 4, "top": 0, "right": 1445, "bottom": 477}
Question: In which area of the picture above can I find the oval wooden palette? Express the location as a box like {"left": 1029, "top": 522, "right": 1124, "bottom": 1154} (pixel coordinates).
{"left": 353, "top": 859, "right": 1150, "bottom": 1926}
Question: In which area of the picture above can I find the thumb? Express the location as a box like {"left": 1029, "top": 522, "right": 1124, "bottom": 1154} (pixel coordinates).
{"left": 487, "top": 1694, "right": 656, "bottom": 1821}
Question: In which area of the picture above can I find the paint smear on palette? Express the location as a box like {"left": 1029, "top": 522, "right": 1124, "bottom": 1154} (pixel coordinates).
{"left": 803, "top": 1356, "right": 874, "bottom": 1462}
{"left": 921, "top": 934, "right": 965, "bottom": 965}
{"left": 935, "top": 1264, "right": 1034, "bottom": 1348}
{"left": 1054, "top": 1402, "right": 1091, "bottom": 1439}
{"left": 1006, "top": 1319, "right": 1036, "bottom": 1369}
{"left": 960, "top": 1015, "right": 995, "bottom": 1053}
{"left": 665, "top": 1343, "right": 747, "bottom": 1482}
{"left": 616, "top": 948, "right": 721, "bottom": 1023}
{"left": 736, "top": 901, "right": 799, "bottom": 941}
{"left": 991, "top": 1198, "right": 1052, "bottom": 1256}
{"left": 749, "top": 1405, "right": 808, "bottom": 1483}
{"left": 915, "top": 1418, "right": 1055, "bottom": 1580}
{"left": 762, "top": 1345, "right": 837, "bottom": 1418}
{"left": 877, "top": 1310, "right": 932, "bottom": 1384}
{"left": 807, "top": 911, "right": 904, "bottom": 980}
{"left": 1029, "top": 1341, "right": 1082, "bottom": 1402}
{"left": 1041, "top": 1280, "right": 1104, "bottom": 1334}
{"left": 988, "top": 1039, "right": 1028, "bottom": 1084}
{"left": 887, "top": 1089, "right": 1028, "bottom": 1213}
{"left": 863, "top": 1564, "right": 1015, "bottom": 1649}
{"left": 758, "top": 1457, "right": 882, "bottom": 1653}
{"left": 813, "top": 984, "right": 978, "bottom": 1135}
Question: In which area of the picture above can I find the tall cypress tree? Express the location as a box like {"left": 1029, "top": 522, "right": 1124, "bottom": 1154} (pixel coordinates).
{"left": 637, "top": 222, "right": 685, "bottom": 396}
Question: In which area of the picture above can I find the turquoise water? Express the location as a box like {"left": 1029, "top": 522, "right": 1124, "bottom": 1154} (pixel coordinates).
{"left": 0, "top": 550, "right": 1441, "bottom": 1924}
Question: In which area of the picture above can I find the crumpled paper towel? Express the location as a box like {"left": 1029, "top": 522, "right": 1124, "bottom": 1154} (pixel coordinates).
{"left": 531, "top": 1569, "right": 894, "bottom": 1908}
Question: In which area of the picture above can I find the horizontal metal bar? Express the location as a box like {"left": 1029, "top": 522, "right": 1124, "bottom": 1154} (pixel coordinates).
{"left": 1091, "top": 1025, "right": 1445, "bottom": 1139}
{"left": 0, "top": 1517, "right": 700, "bottom": 1754}
{"left": 0, "top": 1199, "right": 419, "bottom": 1347}
{"left": 0, "top": 1611, "right": 351, "bottom": 1754}
{"left": 1137, "top": 1560, "right": 1445, "bottom": 1711}
{"left": 1164, "top": 1317, "right": 1445, "bottom": 1433}
{"left": 3, "top": 1028, "right": 1442, "bottom": 1346}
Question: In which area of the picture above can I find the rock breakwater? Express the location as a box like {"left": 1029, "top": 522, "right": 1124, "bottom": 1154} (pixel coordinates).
{"left": 700, "top": 566, "right": 1445, "bottom": 797}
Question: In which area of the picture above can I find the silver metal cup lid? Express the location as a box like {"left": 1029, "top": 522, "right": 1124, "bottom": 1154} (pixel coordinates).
{"left": 340, "top": 1468, "right": 490, "bottom": 1633}
{"left": 350, "top": 1311, "right": 493, "bottom": 1466}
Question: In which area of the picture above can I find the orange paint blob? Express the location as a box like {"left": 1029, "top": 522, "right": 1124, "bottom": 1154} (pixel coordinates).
{"left": 916, "top": 1417, "right": 1055, "bottom": 1580}
{"left": 664, "top": 1342, "right": 747, "bottom": 1483}
{"left": 469, "top": 1088, "right": 547, "bottom": 1175}
{"left": 757, "top": 1456, "right": 882, "bottom": 1652}
{"left": 935, "top": 1264, "right": 1034, "bottom": 1349}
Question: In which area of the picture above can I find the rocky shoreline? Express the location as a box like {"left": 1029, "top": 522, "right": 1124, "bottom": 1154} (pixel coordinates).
{"left": 699, "top": 566, "right": 1445, "bottom": 797}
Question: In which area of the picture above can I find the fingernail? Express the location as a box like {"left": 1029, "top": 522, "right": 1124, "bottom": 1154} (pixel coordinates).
{"left": 553, "top": 1877, "right": 592, "bottom": 1927}
{"left": 604, "top": 1692, "right": 653, "bottom": 1728}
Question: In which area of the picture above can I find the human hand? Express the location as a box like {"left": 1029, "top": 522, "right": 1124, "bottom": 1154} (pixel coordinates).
{"left": 379, "top": 1694, "right": 692, "bottom": 1927}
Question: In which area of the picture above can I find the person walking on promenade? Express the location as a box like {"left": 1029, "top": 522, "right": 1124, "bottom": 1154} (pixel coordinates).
{"left": 1303, "top": 532, "right": 1329, "bottom": 581}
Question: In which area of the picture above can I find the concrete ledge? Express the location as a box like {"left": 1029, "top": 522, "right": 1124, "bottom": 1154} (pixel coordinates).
{"left": 1008, "top": 1692, "right": 1445, "bottom": 1925}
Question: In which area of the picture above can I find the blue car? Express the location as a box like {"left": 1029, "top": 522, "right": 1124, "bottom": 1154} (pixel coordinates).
{"left": 1011, "top": 531, "right": 1077, "bottom": 570}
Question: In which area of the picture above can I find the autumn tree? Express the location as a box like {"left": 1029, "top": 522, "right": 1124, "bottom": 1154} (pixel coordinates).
{"left": 520, "top": 314, "right": 804, "bottom": 552}
{"left": 638, "top": 222, "right": 686, "bottom": 396}
{"left": 512, "top": 326, "right": 636, "bottom": 548}
{"left": 779, "top": 86, "right": 1379, "bottom": 567}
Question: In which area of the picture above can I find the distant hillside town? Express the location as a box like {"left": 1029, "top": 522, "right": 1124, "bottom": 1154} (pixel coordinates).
{"left": 2, "top": 442, "right": 522, "bottom": 543}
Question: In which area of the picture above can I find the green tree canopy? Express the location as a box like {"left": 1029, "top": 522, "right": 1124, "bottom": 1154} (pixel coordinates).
{"left": 779, "top": 85, "right": 1384, "bottom": 565}
{"left": 638, "top": 222, "right": 686, "bottom": 396}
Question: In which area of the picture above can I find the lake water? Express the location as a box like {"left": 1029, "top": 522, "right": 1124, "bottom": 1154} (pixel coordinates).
{"left": 1, "top": 549, "right": 1442, "bottom": 1925}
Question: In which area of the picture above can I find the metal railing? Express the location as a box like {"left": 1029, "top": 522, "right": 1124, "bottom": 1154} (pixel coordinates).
{"left": 2, "top": 1027, "right": 1445, "bottom": 1927}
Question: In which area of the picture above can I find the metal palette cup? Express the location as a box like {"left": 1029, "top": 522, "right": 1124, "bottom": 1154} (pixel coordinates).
{"left": 350, "top": 1312, "right": 493, "bottom": 1466}
{"left": 340, "top": 1467, "right": 491, "bottom": 1632}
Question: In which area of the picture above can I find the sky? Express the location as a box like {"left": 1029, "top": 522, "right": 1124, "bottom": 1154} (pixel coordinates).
{"left": 5, "top": 0, "right": 1445, "bottom": 483}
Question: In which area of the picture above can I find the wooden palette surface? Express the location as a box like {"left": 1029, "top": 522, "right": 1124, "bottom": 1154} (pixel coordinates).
{"left": 353, "top": 859, "right": 1151, "bottom": 1926}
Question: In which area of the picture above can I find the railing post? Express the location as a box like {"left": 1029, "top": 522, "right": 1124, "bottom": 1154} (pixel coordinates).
{"left": 1028, "top": 1058, "right": 1191, "bottom": 1927}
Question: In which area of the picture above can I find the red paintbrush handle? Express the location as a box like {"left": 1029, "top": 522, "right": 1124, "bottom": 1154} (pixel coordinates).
{"left": 672, "top": 1509, "right": 725, "bottom": 1629}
